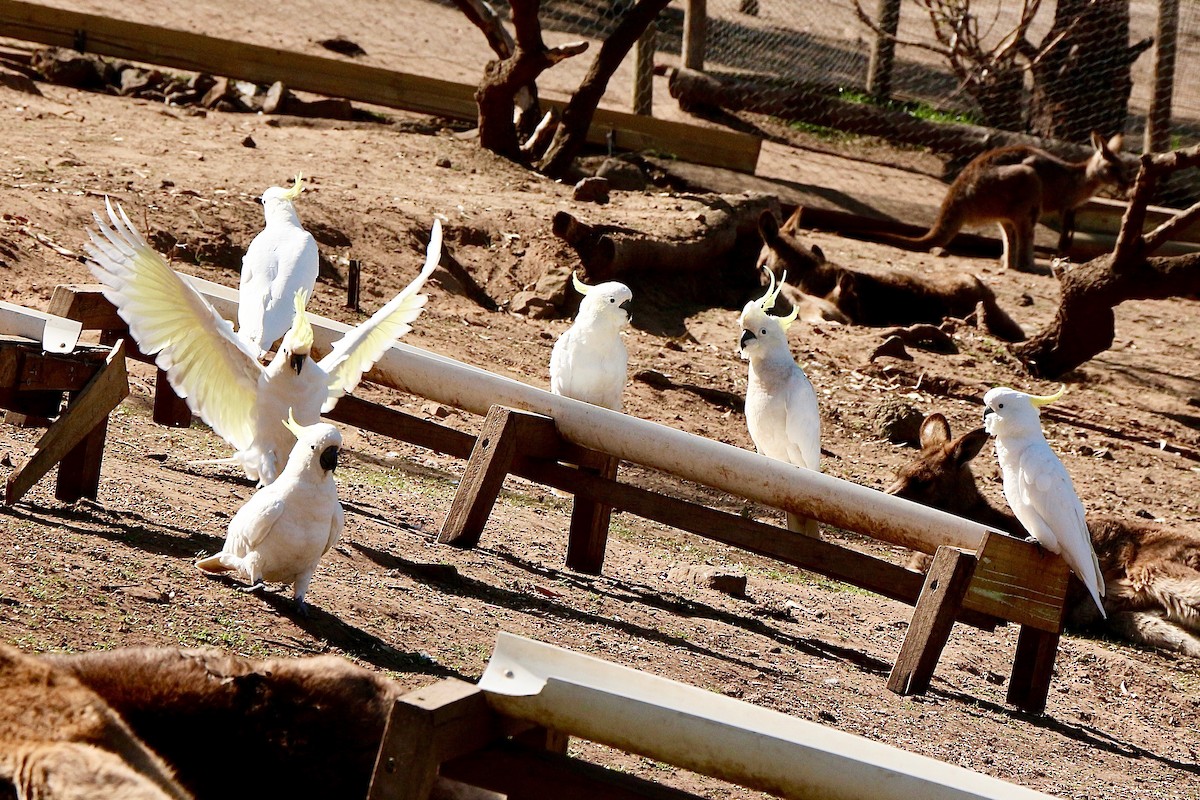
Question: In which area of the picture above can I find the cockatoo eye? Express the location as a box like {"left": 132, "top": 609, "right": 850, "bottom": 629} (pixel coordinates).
{"left": 760, "top": 328, "right": 767, "bottom": 335}
{"left": 998, "top": 403, "right": 1004, "bottom": 409}
{"left": 609, "top": 297, "right": 615, "bottom": 303}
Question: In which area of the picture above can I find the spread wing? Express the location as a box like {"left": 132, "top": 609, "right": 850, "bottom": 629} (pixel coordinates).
{"left": 783, "top": 366, "right": 821, "bottom": 471}
{"left": 318, "top": 219, "right": 441, "bottom": 411}
{"left": 84, "top": 198, "right": 263, "bottom": 451}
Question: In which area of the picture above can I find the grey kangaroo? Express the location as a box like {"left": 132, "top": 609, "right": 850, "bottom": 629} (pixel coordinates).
{"left": 887, "top": 413, "right": 1200, "bottom": 658}
{"left": 890, "top": 132, "right": 1132, "bottom": 272}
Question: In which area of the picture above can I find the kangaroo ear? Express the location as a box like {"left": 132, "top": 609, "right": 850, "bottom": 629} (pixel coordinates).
{"left": 951, "top": 428, "right": 990, "bottom": 466}
{"left": 919, "top": 413, "right": 952, "bottom": 449}
{"left": 812, "top": 244, "right": 826, "bottom": 264}
{"left": 759, "top": 210, "right": 780, "bottom": 243}
{"left": 1090, "top": 130, "right": 1104, "bottom": 151}
{"left": 1107, "top": 133, "right": 1124, "bottom": 153}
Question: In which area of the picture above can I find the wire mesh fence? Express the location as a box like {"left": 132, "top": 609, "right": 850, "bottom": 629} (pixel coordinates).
{"left": 533, "top": 0, "right": 1200, "bottom": 209}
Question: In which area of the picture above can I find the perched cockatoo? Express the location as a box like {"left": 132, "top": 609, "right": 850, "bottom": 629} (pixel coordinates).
{"left": 983, "top": 386, "right": 1106, "bottom": 617}
{"left": 739, "top": 267, "right": 821, "bottom": 537}
{"left": 84, "top": 197, "right": 442, "bottom": 485}
{"left": 196, "top": 412, "right": 344, "bottom": 613}
{"left": 238, "top": 175, "right": 320, "bottom": 358}
{"left": 550, "top": 272, "right": 632, "bottom": 411}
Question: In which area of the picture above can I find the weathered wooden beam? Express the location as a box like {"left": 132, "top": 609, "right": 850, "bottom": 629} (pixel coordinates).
{"left": 0, "top": 0, "right": 759, "bottom": 172}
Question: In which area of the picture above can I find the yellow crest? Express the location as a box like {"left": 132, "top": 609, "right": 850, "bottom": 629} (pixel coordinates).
{"left": 571, "top": 270, "right": 591, "bottom": 296}
{"left": 289, "top": 289, "right": 315, "bottom": 352}
{"left": 1029, "top": 385, "right": 1066, "bottom": 408}
{"left": 281, "top": 407, "right": 304, "bottom": 437}
{"left": 281, "top": 173, "right": 305, "bottom": 201}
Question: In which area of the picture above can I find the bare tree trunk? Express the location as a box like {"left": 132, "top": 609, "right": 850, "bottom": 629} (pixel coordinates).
{"left": 1029, "top": 0, "right": 1152, "bottom": 142}
{"left": 1012, "top": 144, "right": 1200, "bottom": 377}
{"left": 537, "top": 0, "right": 672, "bottom": 178}
{"left": 452, "top": 0, "right": 540, "bottom": 134}
{"left": 472, "top": 0, "right": 586, "bottom": 162}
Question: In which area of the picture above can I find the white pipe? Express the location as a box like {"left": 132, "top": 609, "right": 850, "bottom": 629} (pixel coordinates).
{"left": 479, "top": 633, "right": 1058, "bottom": 800}
{"left": 0, "top": 300, "right": 82, "bottom": 353}
{"left": 186, "top": 276, "right": 989, "bottom": 555}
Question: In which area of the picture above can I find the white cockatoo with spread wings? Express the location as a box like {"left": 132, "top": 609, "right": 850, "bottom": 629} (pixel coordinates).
{"left": 983, "top": 385, "right": 1106, "bottom": 617}
{"left": 84, "top": 197, "right": 442, "bottom": 485}
{"left": 739, "top": 267, "right": 821, "bottom": 537}
{"left": 238, "top": 174, "right": 320, "bottom": 358}
{"left": 196, "top": 412, "right": 344, "bottom": 613}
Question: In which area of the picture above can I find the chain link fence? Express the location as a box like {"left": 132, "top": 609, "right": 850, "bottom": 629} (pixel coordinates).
{"left": 533, "top": 0, "right": 1200, "bottom": 209}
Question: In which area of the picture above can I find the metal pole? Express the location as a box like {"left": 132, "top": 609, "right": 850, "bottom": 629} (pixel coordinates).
{"left": 185, "top": 275, "right": 992, "bottom": 556}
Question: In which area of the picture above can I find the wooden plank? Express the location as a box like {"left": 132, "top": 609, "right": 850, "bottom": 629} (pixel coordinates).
{"left": 48, "top": 284, "right": 126, "bottom": 331}
{"left": 442, "top": 741, "right": 705, "bottom": 800}
{"left": 6, "top": 340, "right": 129, "bottom": 505}
{"left": 324, "top": 395, "right": 475, "bottom": 460}
{"left": 887, "top": 546, "right": 976, "bottom": 696}
{"left": 54, "top": 414, "right": 107, "bottom": 502}
{"left": 565, "top": 452, "right": 619, "bottom": 575}
{"left": 368, "top": 679, "right": 500, "bottom": 800}
{"left": 152, "top": 367, "right": 192, "bottom": 427}
{"left": 961, "top": 531, "right": 1069, "bottom": 633}
{"left": 439, "top": 407, "right": 557, "bottom": 549}
{"left": 1006, "top": 625, "right": 1061, "bottom": 715}
{"left": 14, "top": 349, "right": 108, "bottom": 392}
{"left": 0, "top": 0, "right": 760, "bottom": 173}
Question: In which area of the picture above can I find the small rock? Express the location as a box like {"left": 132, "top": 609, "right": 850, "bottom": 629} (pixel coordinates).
{"left": 595, "top": 157, "right": 647, "bottom": 191}
{"left": 868, "top": 397, "right": 924, "bottom": 445}
{"left": 667, "top": 565, "right": 747, "bottom": 598}
{"left": 421, "top": 401, "right": 452, "bottom": 419}
{"left": 869, "top": 335, "right": 912, "bottom": 362}
{"left": 509, "top": 290, "right": 557, "bottom": 319}
{"left": 1135, "top": 509, "right": 1155, "bottom": 519}
{"left": 318, "top": 36, "right": 367, "bottom": 57}
{"left": 435, "top": 157, "right": 452, "bottom": 169}
{"left": 262, "top": 81, "right": 293, "bottom": 114}
{"left": 572, "top": 176, "right": 610, "bottom": 203}
{"left": 1018, "top": 292, "right": 1034, "bottom": 307}
{"left": 120, "top": 586, "right": 169, "bottom": 604}
{"left": 0, "top": 452, "right": 12, "bottom": 467}
{"left": 200, "top": 76, "right": 231, "bottom": 108}
{"left": 241, "top": 135, "right": 256, "bottom": 148}
{"left": 818, "top": 710, "right": 838, "bottom": 723}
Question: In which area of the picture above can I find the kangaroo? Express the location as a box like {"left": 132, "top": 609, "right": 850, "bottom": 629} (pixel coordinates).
{"left": 886, "top": 413, "right": 1200, "bottom": 658}
{"left": 757, "top": 210, "right": 1025, "bottom": 342}
{"left": 886, "top": 132, "right": 1131, "bottom": 272}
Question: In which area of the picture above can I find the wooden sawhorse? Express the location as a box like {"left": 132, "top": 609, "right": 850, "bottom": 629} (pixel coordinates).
{"left": 2, "top": 336, "right": 129, "bottom": 504}
{"left": 439, "top": 405, "right": 1071, "bottom": 714}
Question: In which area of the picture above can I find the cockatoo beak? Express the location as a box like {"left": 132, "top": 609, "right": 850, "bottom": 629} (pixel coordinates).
{"left": 319, "top": 444, "right": 339, "bottom": 472}
{"left": 290, "top": 353, "right": 307, "bottom": 374}
{"left": 619, "top": 298, "right": 632, "bottom": 319}
{"left": 739, "top": 329, "right": 756, "bottom": 350}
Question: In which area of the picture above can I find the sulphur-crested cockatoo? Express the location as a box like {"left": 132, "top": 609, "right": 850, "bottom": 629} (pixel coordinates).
{"left": 238, "top": 174, "right": 320, "bottom": 358}
{"left": 196, "top": 412, "right": 344, "bottom": 613}
{"left": 983, "top": 386, "right": 1106, "bottom": 617}
{"left": 550, "top": 272, "right": 632, "bottom": 411}
{"left": 739, "top": 267, "right": 821, "bottom": 537}
{"left": 84, "top": 197, "right": 442, "bottom": 485}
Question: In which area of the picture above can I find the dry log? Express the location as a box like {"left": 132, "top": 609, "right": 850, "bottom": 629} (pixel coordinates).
{"left": 552, "top": 193, "right": 779, "bottom": 281}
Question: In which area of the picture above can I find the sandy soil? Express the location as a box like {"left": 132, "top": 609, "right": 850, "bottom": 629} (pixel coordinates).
{"left": 1, "top": 10, "right": 1200, "bottom": 800}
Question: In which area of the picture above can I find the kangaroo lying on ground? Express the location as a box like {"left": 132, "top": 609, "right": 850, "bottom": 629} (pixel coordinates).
{"left": 886, "top": 413, "right": 1200, "bottom": 658}
{"left": 884, "top": 132, "right": 1131, "bottom": 272}
{"left": 1, "top": 644, "right": 496, "bottom": 800}
{"left": 756, "top": 210, "right": 1026, "bottom": 341}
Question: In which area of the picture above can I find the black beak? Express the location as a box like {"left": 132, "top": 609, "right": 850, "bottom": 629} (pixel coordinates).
{"left": 319, "top": 445, "right": 339, "bottom": 472}
{"left": 739, "top": 329, "right": 755, "bottom": 349}
{"left": 290, "top": 353, "right": 306, "bottom": 374}
{"left": 619, "top": 299, "right": 632, "bottom": 320}
{"left": 983, "top": 407, "right": 992, "bottom": 424}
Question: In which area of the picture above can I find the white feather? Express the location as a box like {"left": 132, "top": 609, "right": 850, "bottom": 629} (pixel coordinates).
{"left": 550, "top": 279, "right": 632, "bottom": 411}
{"left": 237, "top": 183, "right": 320, "bottom": 357}
{"left": 196, "top": 420, "right": 344, "bottom": 610}
{"left": 85, "top": 199, "right": 440, "bottom": 485}
{"left": 739, "top": 300, "right": 821, "bottom": 535}
{"left": 984, "top": 387, "right": 1107, "bottom": 617}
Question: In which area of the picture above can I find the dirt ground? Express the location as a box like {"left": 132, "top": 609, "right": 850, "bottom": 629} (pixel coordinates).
{"left": 2, "top": 9, "right": 1200, "bottom": 800}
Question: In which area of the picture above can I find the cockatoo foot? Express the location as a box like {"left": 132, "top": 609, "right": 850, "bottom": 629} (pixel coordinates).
{"left": 238, "top": 581, "right": 267, "bottom": 594}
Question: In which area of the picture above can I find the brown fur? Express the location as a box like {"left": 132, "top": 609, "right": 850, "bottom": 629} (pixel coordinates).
{"left": 1, "top": 645, "right": 497, "bottom": 800}
{"left": 0, "top": 644, "right": 191, "bottom": 800}
{"left": 888, "top": 413, "right": 1200, "bottom": 657}
{"left": 889, "top": 132, "right": 1131, "bottom": 272}
{"left": 757, "top": 210, "right": 1025, "bottom": 342}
